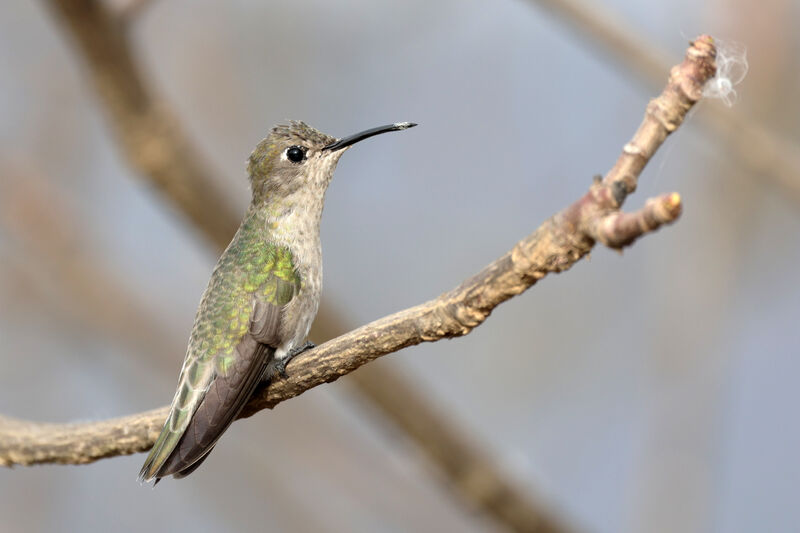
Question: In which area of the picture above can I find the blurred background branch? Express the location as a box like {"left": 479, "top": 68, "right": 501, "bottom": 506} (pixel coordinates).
{"left": 42, "top": 0, "right": 239, "bottom": 245}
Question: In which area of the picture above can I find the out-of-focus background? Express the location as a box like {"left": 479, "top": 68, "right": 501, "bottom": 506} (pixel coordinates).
{"left": 1, "top": 1, "right": 798, "bottom": 532}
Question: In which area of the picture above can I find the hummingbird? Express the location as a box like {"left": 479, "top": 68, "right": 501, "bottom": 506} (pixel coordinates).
{"left": 138, "top": 120, "right": 416, "bottom": 483}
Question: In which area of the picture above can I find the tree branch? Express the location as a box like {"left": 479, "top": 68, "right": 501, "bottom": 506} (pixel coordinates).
{"left": 529, "top": 0, "right": 800, "bottom": 204}
{"left": 0, "top": 36, "right": 717, "bottom": 470}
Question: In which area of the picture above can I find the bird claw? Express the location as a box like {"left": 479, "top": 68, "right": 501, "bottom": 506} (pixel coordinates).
{"left": 283, "top": 341, "right": 316, "bottom": 374}
{"left": 265, "top": 341, "right": 316, "bottom": 382}
{"left": 273, "top": 359, "right": 289, "bottom": 379}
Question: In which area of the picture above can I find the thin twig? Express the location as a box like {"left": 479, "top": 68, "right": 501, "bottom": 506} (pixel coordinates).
{"left": 0, "top": 36, "right": 716, "bottom": 473}
{"left": 528, "top": 0, "right": 800, "bottom": 204}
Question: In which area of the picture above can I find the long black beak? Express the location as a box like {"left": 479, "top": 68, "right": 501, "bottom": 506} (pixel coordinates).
{"left": 322, "top": 122, "right": 416, "bottom": 151}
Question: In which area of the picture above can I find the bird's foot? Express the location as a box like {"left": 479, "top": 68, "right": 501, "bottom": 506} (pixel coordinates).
{"left": 280, "top": 341, "right": 316, "bottom": 377}
{"left": 265, "top": 341, "right": 316, "bottom": 382}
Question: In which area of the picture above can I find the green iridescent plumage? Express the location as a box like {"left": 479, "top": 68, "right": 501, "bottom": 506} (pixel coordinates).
{"left": 139, "top": 208, "right": 300, "bottom": 481}
{"left": 190, "top": 212, "right": 301, "bottom": 370}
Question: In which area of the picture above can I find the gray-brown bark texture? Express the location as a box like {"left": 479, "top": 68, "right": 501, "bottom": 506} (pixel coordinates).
{"left": 530, "top": 0, "right": 800, "bottom": 204}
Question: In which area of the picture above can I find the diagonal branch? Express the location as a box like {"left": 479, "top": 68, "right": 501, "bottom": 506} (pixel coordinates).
{"left": 528, "top": 0, "right": 800, "bottom": 204}
{"left": 0, "top": 36, "right": 717, "bottom": 470}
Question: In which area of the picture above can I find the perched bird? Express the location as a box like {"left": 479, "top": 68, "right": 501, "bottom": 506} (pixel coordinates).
{"left": 139, "top": 121, "right": 416, "bottom": 482}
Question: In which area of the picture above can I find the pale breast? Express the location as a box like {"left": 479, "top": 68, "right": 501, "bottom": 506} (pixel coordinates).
{"left": 273, "top": 236, "right": 322, "bottom": 360}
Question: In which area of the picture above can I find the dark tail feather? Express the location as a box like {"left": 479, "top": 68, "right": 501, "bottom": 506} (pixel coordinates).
{"left": 153, "top": 338, "right": 272, "bottom": 479}
{"left": 172, "top": 446, "right": 215, "bottom": 479}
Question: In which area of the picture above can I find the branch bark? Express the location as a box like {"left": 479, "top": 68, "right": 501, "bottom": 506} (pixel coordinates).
{"left": 529, "top": 0, "right": 800, "bottom": 204}
{"left": 0, "top": 35, "right": 717, "bottom": 470}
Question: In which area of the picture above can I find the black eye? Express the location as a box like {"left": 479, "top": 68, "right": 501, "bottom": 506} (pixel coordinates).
{"left": 286, "top": 146, "right": 306, "bottom": 163}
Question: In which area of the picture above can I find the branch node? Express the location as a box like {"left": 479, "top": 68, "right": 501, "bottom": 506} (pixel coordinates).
{"left": 591, "top": 192, "right": 683, "bottom": 249}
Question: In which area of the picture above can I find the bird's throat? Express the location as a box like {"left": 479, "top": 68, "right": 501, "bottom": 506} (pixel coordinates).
{"left": 251, "top": 190, "right": 326, "bottom": 249}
